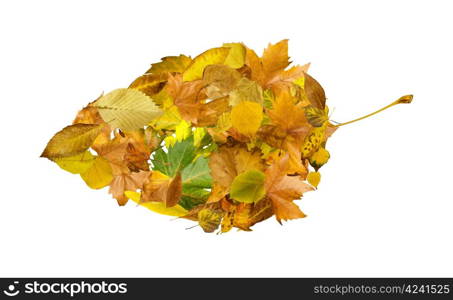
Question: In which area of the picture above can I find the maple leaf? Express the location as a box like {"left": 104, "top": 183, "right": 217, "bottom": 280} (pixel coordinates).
{"left": 264, "top": 155, "right": 313, "bottom": 223}
{"left": 165, "top": 73, "right": 206, "bottom": 124}
{"left": 141, "top": 171, "right": 182, "bottom": 207}
{"left": 262, "top": 90, "right": 312, "bottom": 174}
{"left": 109, "top": 170, "right": 150, "bottom": 206}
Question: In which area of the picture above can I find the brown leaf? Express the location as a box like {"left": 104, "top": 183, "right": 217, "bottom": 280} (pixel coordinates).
{"left": 209, "top": 145, "right": 265, "bottom": 188}
{"left": 264, "top": 155, "right": 313, "bottom": 223}
{"left": 165, "top": 73, "right": 206, "bottom": 123}
{"left": 303, "top": 72, "right": 326, "bottom": 109}
{"left": 203, "top": 64, "right": 241, "bottom": 99}
{"left": 109, "top": 170, "right": 150, "bottom": 206}
{"left": 165, "top": 172, "right": 182, "bottom": 207}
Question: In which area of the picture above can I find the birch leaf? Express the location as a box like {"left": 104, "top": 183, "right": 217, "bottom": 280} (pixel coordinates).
{"left": 223, "top": 42, "right": 246, "bottom": 69}
{"left": 230, "top": 170, "right": 266, "bottom": 203}
{"left": 231, "top": 101, "right": 263, "bottom": 136}
{"left": 93, "top": 88, "right": 163, "bottom": 131}
{"left": 80, "top": 156, "right": 113, "bottom": 189}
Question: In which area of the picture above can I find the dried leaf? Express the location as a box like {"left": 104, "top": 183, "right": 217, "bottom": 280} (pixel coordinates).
{"left": 54, "top": 150, "right": 95, "bottom": 174}
{"left": 183, "top": 47, "right": 230, "bottom": 81}
{"left": 41, "top": 124, "right": 104, "bottom": 159}
{"left": 93, "top": 88, "right": 163, "bottom": 130}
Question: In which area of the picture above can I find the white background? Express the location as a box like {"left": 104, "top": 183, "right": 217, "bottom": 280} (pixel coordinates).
{"left": 1, "top": 0, "right": 452, "bottom": 277}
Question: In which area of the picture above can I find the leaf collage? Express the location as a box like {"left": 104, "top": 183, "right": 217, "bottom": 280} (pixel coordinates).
{"left": 41, "top": 40, "right": 412, "bottom": 233}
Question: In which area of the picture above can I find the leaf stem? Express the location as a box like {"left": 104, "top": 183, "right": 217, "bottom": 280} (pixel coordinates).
{"left": 334, "top": 94, "right": 413, "bottom": 127}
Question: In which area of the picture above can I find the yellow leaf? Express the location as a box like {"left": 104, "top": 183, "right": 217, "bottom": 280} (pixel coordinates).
{"left": 193, "top": 128, "right": 206, "bottom": 147}
{"left": 262, "top": 39, "right": 290, "bottom": 75}
{"left": 125, "top": 191, "right": 188, "bottom": 217}
{"left": 164, "top": 135, "right": 176, "bottom": 148}
{"left": 229, "top": 77, "right": 263, "bottom": 106}
{"left": 182, "top": 47, "right": 230, "bottom": 81}
{"left": 145, "top": 55, "right": 192, "bottom": 74}
{"left": 174, "top": 120, "right": 191, "bottom": 142}
{"left": 304, "top": 105, "right": 328, "bottom": 127}
{"left": 93, "top": 88, "right": 163, "bottom": 131}
{"left": 54, "top": 150, "right": 95, "bottom": 174}
{"left": 41, "top": 123, "right": 104, "bottom": 159}
{"left": 230, "top": 170, "right": 266, "bottom": 203}
{"left": 203, "top": 64, "right": 241, "bottom": 98}
{"left": 307, "top": 171, "right": 321, "bottom": 188}
{"left": 129, "top": 73, "right": 168, "bottom": 97}
{"left": 216, "top": 112, "right": 232, "bottom": 131}
{"left": 309, "top": 147, "right": 330, "bottom": 170}
{"left": 80, "top": 156, "right": 113, "bottom": 189}
{"left": 231, "top": 101, "right": 263, "bottom": 136}
{"left": 223, "top": 43, "right": 246, "bottom": 68}
{"left": 198, "top": 208, "right": 223, "bottom": 233}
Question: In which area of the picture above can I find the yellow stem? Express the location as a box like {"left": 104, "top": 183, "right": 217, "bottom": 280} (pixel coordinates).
{"left": 335, "top": 94, "right": 413, "bottom": 127}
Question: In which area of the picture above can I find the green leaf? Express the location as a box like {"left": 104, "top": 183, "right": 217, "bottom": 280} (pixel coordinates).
{"left": 93, "top": 88, "right": 163, "bottom": 131}
{"left": 152, "top": 136, "right": 196, "bottom": 177}
{"left": 182, "top": 156, "right": 212, "bottom": 189}
{"left": 181, "top": 157, "right": 212, "bottom": 209}
{"left": 230, "top": 169, "right": 266, "bottom": 203}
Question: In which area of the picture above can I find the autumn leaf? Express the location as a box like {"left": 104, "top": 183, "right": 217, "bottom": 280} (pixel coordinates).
{"left": 228, "top": 77, "right": 263, "bottom": 106}
{"left": 262, "top": 39, "right": 290, "bottom": 77}
{"left": 231, "top": 101, "right": 263, "bottom": 137}
{"left": 125, "top": 191, "right": 188, "bottom": 217}
{"left": 54, "top": 150, "right": 95, "bottom": 174}
{"left": 230, "top": 170, "right": 266, "bottom": 203}
{"left": 198, "top": 208, "right": 223, "bottom": 233}
{"left": 129, "top": 73, "right": 168, "bottom": 97}
{"left": 203, "top": 64, "right": 241, "bottom": 99}
{"left": 165, "top": 74, "right": 205, "bottom": 123}
{"left": 41, "top": 123, "right": 105, "bottom": 159}
{"left": 223, "top": 43, "right": 246, "bottom": 69}
{"left": 109, "top": 170, "right": 150, "bottom": 206}
{"left": 264, "top": 155, "right": 313, "bottom": 223}
{"left": 182, "top": 47, "right": 230, "bottom": 81}
{"left": 307, "top": 171, "right": 321, "bottom": 188}
{"left": 209, "top": 145, "right": 265, "bottom": 189}
{"left": 303, "top": 73, "right": 326, "bottom": 109}
{"left": 145, "top": 55, "right": 192, "bottom": 74}
{"left": 93, "top": 88, "right": 163, "bottom": 131}
{"left": 80, "top": 156, "right": 114, "bottom": 189}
